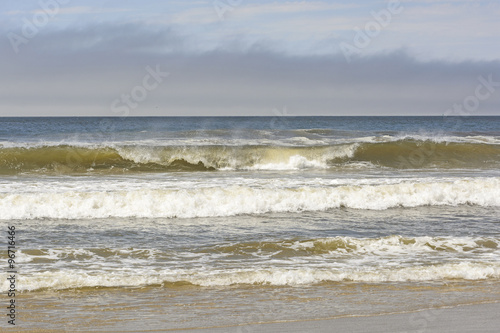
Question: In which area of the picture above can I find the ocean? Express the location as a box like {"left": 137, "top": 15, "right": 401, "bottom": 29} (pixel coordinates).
{"left": 1, "top": 116, "right": 500, "bottom": 331}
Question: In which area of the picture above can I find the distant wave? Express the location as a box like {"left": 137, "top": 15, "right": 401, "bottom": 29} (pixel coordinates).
{"left": 1, "top": 177, "right": 499, "bottom": 219}
{"left": 0, "top": 139, "right": 499, "bottom": 174}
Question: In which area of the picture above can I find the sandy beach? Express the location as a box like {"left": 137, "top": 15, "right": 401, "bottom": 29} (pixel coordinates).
{"left": 14, "top": 301, "right": 499, "bottom": 332}
{"left": 182, "top": 302, "right": 500, "bottom": 333}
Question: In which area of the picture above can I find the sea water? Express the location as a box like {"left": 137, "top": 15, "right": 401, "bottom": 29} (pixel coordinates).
{"left": 1, "top": 116, "right": 499, "bottom": 330}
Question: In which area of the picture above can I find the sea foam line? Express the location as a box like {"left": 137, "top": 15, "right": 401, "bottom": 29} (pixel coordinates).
{"left": 1, "top": 178, "right": 499, "bottom": 220}
{"left": 4, "top": 261, "right": 500, "bottom": 292}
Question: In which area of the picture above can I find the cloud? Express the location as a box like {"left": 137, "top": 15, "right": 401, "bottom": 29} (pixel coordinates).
{"left": 32, "top": 6, "right": 132, "bottom": 15}
{"left": 168, "top": 1, "right": 359, "bottom": 25}
{"left": 2, "top": 23, "right": 185, "bottom": 55}
{"left": 3, "top": 0, "right": 500, "bottom": 60}
{"left": 231, "top": 1, "right": 359, "bottom": 17}
{"left": 5, "top": 10, "right": 24, "bottom": 15}
{"left": 0, "top": 23, "right": 498, "bottom": 116}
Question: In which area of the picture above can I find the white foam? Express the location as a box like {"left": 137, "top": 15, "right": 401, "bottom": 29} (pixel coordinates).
{"left": 1, "top": 132, "right": 499, "bottom": 150}
{"left": 4, "top": 235, "right": 498, "bottom": 292}
{"left": 115, "top": 143, "right": 359, "bottom": 171}
{"left": 247, "top": 155, "right": 329, "bottom": 170}
{"left": 294, "top": 235, "right": 492, "bottom": 255}
{"left": 0, "top": 177, "right": 499, "bottom": 220}
{"left": 391, "top": 134, "right": 500, "bottom": 145}
{"left": 189, "top": 262, "right": 500, "bottom": 285}
{"left": 4, "top": 261, "right": 499, "bottom": 292}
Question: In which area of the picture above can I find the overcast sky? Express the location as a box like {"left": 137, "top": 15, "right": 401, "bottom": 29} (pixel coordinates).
{"left": 1, "top": 0, "right": 499, "bottom": 116}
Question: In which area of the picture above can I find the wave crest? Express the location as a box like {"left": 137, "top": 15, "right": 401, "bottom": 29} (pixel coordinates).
{"left": 1, "top": 140, "right": 499, "bottom": 174}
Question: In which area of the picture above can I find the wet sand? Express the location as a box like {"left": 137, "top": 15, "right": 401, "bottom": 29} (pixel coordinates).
{"left": 183, "top": 302, "right": 500, "bottom": 333}
{"left": 11, "top": 301, "right": 500, "bottom": 332}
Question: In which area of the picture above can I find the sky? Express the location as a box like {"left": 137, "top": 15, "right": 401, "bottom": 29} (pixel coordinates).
{"left": 0, "top": 0, "right": 499, "bottom": 116}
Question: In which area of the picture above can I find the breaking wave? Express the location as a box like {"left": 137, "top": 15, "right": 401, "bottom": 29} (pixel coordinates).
{"left": 0, "top": 139, "right": 499, "bottom": 174}
{"left": 1, "top": 177, "right": 499, "bottom": 219}
{"left": 7, "top": 263, "right": 499, "bottom": 291}
{"left": 3, "top": 236, "right": 499, "bottom": 291}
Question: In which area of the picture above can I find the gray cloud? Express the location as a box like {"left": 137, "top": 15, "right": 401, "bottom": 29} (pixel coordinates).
{"left": 0, "top": 24, "right": 499, "bottom": 116}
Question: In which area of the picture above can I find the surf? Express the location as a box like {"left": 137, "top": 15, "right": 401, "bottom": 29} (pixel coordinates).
{"left": 1, "top": 139, "right": 499, "bottom": 174}
{"left": 1, "top": 177, "right": 499, "bottom": 220}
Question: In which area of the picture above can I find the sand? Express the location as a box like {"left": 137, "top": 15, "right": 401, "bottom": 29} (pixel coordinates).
{"left": 182, "top": 302, "right": 500, "bottom": 333}
{"left": 13, "top": 301, "right": 499, "bottom": 332}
